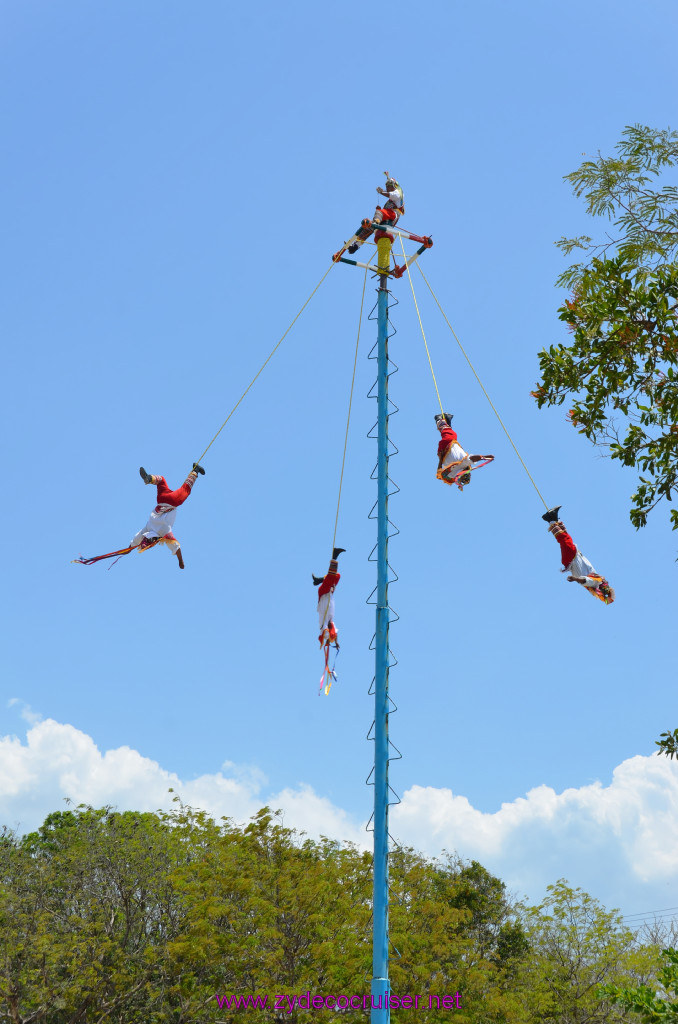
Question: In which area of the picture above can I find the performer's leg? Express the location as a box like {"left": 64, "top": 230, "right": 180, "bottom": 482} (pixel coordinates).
{"left": 548, "top": 522, "right": 577, "bottom": 569}
{"left": 146, "top": 475, "right": 171, "bottom": 502}
{"left": 156, "top": 470, "right": 198, "bottom": 508}
{"left": 318, "top": 592, "right": 334, "bottom": 632}
{"left": 441, "top": 451, "right": 472, "bottom": 483}
{"left": 159, "top": 531, "right": 184, "bottom": 568}
{"left": 140, "top": 467, "right": 162, "bottom": 486}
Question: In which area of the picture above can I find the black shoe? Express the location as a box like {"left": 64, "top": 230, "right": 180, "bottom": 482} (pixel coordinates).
{"left": 347, "top": 243, "right": 358, "bottom": 255}
{"left": 541, "top": 506, "right": 562, "bottom": 523}
{"left": 312, "top": 574, "right": 324, "bottom": 586}
{"left": 139, "top": 467, "right": 152, "bottom": 484}
{"left": 192, "top": 463, "right": 206, "bottom": 475}
{"left": 332, "top": 548, "right": 346, "bottom": 560}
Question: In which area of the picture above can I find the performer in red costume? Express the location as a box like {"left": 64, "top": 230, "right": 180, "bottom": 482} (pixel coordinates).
{"left": 74, "top": 462, "right": 206, "bottom": 568}
{"left": 133, "top": 464, "right": 205, "bottom": 568}
{"left": 542, "top": 506, "right": 615, "bottom": 604}
{"left": 435, "top": 412, "right": 493, "bottom": 489}
{"left": 313, "top": 547, "right": 345, "bottom": 694}
{"left": 313, "top": 547, "right": 345, "bottom": 645}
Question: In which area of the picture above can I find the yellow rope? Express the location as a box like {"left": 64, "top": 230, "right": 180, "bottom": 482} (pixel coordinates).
{"left": 195, "top": 262, "right": 337, "bottom": 466}
{"left": 416, "top": 263, "right": 549, "bottom": 509}
{"left": 332, "top": 263, "right": 368, "bottom": 551}
{"left": 398, "top": 235, "right": 444, "bottom": 415}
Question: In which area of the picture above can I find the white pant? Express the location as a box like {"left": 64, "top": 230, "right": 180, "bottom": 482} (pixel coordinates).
{"left": 130, "top": 512, "right": 179, "bottom": 555}
{"left": 318, "top": 591, "right": 335, "bottom": 631}
{"left": 441, "top": 442, "right": 472, "bottom": 475}
{"left": 567, "top": 550, "right": 596, "bottom": 578}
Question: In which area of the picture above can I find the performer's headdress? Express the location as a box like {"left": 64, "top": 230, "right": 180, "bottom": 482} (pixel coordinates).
{"left": 384, "top": 170, "right": 399, "bottom": 190}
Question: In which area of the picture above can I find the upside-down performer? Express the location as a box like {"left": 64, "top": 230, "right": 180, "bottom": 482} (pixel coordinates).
{"left": 542, "top": 506, "right": 615, "bottom": 604}
{"left": 313, "top": 547, "right": 345, "bottom": 695}
{"left": 346, "top": 173, "right": 405, "bottom": 254}
{"left": 435, "top": 412, "right": 494, "bottom": 489}
{"left": 73, "top": 464, "right": 205, "bottom": 569}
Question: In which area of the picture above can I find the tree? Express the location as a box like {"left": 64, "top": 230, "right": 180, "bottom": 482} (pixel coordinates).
{"left": 603, "top": 947, "right": 678, "bottom": 1022}
{"left": 1, "top": 805, "right": 667, "bottom": 1023}
{"left": 520, "top": 880, "right": 659, "bottom": 1024}
{"left": 443, "top": 857, "right": 530, "bottom": 970}
{"left": 0, "top": 805, "right": 188, "bottom": 1022}
{"left": 167, "top": 805, "right": 375, "bottom": 1020}
{"left": 532, "top": 125, "right": 678, "bottom": 532}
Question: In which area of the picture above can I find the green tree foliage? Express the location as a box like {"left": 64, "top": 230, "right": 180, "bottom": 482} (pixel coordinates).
{"left": 1, "top": 806, "right": 189, "bottom": 1022}
{"left": 167, "top": 806, "right": 375, "bottom": 1018}
{"left": 603, "top": 947, "right": 678, "bottom": 1022}
{"left": 532, "top": 125, "right": 678, "bottom": 531}
{"left": 0, "top": 802, "right": 531, "bottom": 1023}
{"left": 655, "top": 728, "right": 678, "bottom": 760}
{"left": 444, "top": 857, "right": 530, "bottom": 969}
{"left": 520, "top": 880, "right": 659, "bottom": 1024}
{"left": 0, "top": 806, "right": 666, "bottom": 1023}
{"left": 389, "top": 850, "right": 531, "bottom": 1022}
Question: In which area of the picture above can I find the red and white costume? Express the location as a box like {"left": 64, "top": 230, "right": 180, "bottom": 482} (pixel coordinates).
{"left": 375, "top": 183, "right": 404, "bottom": 233}
{"left": 131, "top": 471, "right": 197, "bottom": 556}
{"left": 314, "top": 551, "right": 344, "bottom": 695}
{"left": 437, "top": 424, "right": 473, "bottom": 478}
{"left": 318, "top": 568, "right": 340, "bottom": 646}
{"left": 551, "top": 524, "right": 614, "bottom": 604}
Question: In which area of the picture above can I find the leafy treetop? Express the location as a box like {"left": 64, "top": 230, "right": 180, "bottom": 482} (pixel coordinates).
{"left": 533, "top": 125, "right": 678, "bottom": 532}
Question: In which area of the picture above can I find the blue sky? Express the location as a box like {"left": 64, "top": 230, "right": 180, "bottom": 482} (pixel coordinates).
{"left": 2, "top": 0, "right": 678, "bottom": 922}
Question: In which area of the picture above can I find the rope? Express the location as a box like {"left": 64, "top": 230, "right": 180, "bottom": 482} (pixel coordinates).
{"left": 416, "top": 263, "right": 549, "bottom": 509}
{"left": 332, "top": 263, "right": 368, "bottom": 550}
{"left": 398, "top": 235, "right": 444, "bottom": 415}
{"left": 195, "top": 261, "right": 336, "bottom": 466}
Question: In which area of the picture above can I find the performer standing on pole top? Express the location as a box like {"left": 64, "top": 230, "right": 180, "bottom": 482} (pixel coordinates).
{"left": 435, "top": 413, "right": 494, "bottom": 489}
{"left": 542, "top": 507, "right": 615, "bottom": 604}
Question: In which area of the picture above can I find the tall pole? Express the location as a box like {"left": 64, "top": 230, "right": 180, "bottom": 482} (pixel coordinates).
{"left": 372, "top": 235, "right": 392, "bottom": 1024}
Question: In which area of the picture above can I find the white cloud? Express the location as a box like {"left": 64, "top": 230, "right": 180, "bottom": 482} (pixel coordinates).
{"left": 0, "top": 717, "right": 366, "bottom": 846}
{"left": 6, "top": 699, "right": 42, "bottom": 725}
{"left": 390, "top": 755, "right": 678, "bottom": 909}
{"left": 272, "top": 784, "right": 365, "bottom": 844}
{"left": 2, "top": 714, "right": 678, "bottom": 914}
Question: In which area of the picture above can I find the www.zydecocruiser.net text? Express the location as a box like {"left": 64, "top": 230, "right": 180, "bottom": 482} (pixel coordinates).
{"left": 213, "top": 992, "right": 462, "bottom": 1012}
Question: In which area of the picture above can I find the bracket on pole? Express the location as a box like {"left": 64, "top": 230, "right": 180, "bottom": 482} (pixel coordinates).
{"left": 332, "top": 223, "right": 433, "bottom": 279}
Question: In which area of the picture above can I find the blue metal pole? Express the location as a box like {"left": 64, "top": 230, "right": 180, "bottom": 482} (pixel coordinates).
{"left": 371, "top": 239, "right": 391, "bottom": 1024}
